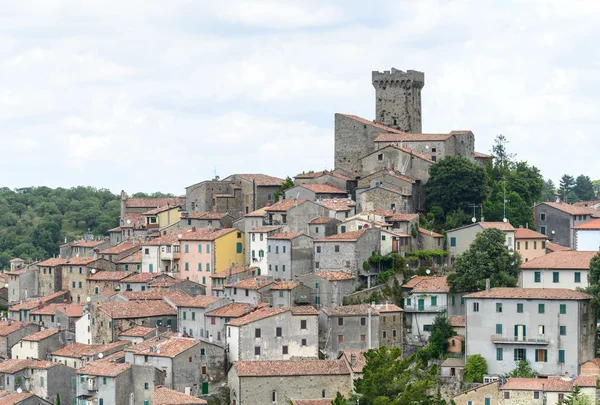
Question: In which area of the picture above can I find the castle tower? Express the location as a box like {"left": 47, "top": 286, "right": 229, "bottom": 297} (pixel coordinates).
{"left": 372, "top": 68, "right": 424, "bottom": 133}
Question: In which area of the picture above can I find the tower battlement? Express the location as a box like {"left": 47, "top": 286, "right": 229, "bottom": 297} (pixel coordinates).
{"left": 372, "top": 68, "right": 424, "bottom": 89}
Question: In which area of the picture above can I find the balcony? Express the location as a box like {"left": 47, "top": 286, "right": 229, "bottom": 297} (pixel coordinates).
{"left": 87, "top": 377, "right": 97, "bottom": 391}
{"left": 404, "top": 305, "right": 446, "bottom": 313}
{"left": 491, "top": 335, "right": 549, "bottom": 345}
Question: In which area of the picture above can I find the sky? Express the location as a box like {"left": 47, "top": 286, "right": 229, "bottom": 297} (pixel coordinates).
{"left": 1, "top": 0, "right": 599, "bottom": 195}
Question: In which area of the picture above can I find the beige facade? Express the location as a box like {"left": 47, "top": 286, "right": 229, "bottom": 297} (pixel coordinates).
{"left": 453, "top": 382, "right": 499, "bottom": 405}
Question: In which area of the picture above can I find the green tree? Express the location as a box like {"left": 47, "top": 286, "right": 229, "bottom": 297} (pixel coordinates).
{"left": 559, "top": 385, "right": 593, "bottom": 405}
{"left": 464, "top": 354, "right": 488, "bottom": 383}
{"left": 490, "top": 134, "right": 516, "bottom": 172}
{"left": 541, "top": 179, "right": 557, "bottom": 202}
{"left": 560, "top": 174, "right": 576, "bottom": 201}
{"left": 584, "top": 253, "right": 600, "bottom": 315}
{"left": 56, "top": 393, "right": 61, "bottom": 405}
{"left": 508, "top": 359, "right": 537, "bottom": 378}
{"left": 447, "top": 228, "right": 522, "bottom": 292}
{"left": 573, "top": 175, "right": 596, "bottom": 202}
{"left": 274, "top": 176, "right": 295, "bottom": 202}
{"left": 428, "top": 314, "right": 455, "bottom": 358}
{"left": 424, "top": 156, "right": 489, "bottom": 220}
{"left": 331, "top": 392, "right": 350, "bottom": 405}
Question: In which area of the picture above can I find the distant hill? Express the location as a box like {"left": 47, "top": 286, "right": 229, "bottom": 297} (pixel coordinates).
{"left": 0, "top": 187, "right": 172, "bottom": 270}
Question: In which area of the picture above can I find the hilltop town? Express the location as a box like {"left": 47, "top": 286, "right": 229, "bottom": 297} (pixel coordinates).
{"left": 1, "top": 68, "right": 600, "bottom": 405}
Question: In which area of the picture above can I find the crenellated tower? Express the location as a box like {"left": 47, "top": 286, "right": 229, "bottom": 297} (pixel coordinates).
{"left": 372, "top": 68, "right": 424, "bottom": 132}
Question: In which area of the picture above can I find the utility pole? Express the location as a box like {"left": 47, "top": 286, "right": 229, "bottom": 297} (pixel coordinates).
{"left": 467, "top": 203, "right": 483, "bottom": 223}
{"left": 503, "top": 179, "right": 509, "bottom": 223}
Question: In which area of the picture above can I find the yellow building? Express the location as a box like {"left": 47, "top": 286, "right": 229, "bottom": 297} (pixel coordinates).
{"left": 178, "top": 228, "right": 245, "bottom": 294}
{"left": 143, "top": 205, "right": 182, "bottom": 229}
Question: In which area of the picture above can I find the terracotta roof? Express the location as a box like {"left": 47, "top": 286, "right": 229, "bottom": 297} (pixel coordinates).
{"left": 164, "top": 293, "right": 221, "bottom": 308}
{"left": 119, "top": 326, "right": 156, "bottom": 338}
{"left": 290, "top": 306, "right": 319, "bottom": 315}
{"left": 271, "top": 281, "right": 301, "bottom": 290}
{"left": 268, "top": 232, "right": 307, "bottom": 240}
{"left": 309, "top": 217, "right": 336, "bottom": 225}
{"left": 125, "top": 197, "right": 180, "bottom": 209}
{"left": 234, "top": 359, "right": 350, "bottom": 377}
{"left": 322, "top": 304, "right": 379, "bottom": 317}
{"left": 318, "top": 198, "right": 357, "bottom": 212}
{"left": 143, "top": 204, "right": 181, "bottom": 216}
{"left": 0, "top": 321, "right": 34, "bottom": 336}
{"left": 65, "top": 257, "right": 100, "bottom": 265}
{"left": 0, "top": 359, "right": 34, "bottom": 373}
{"left": 225, "top": 277, "right": 274, "bottom": 290}
{"left": 538, "top": 201, "right": 595, "bottom": 216}
{"left": 314, "top": 271, "right": 355, "bottom": 281}
{"left": 97, "top": 350, "right": 125, "bottom": 363}
{"left": 144, "top": 228, "right": 193, "bottom": 246}
{"left": 227, "top": 307, "right": 288, "bottom": 326}
{"left": 70, "top": 240, "right": 107, "bottom": 248}
{"left": 117, "top": 251, "right": 143, "bottom": 264}
{"left": 338, "top": 350, "right": 367, "bottom": 373}
{"left": 87, "top": 271, "right": 131, "bottom": 281}
{"left": 154, "top": 387, "right": 208, "bottom": 405}
{"left": 478, "top": 222, "right": 516, "bottom": 231}
{"left": 245, "top": 206, "right": 270, "bottom": 217}
{"left": 545, "top": 242, "right": 572, "bottom": 252}
{"left": 120, "top": 290, "right": 165, "bottom": 300}
{"left": 385, "top": 213, "right": 419, "bottom": 222}
{"left": 99, "top": 242, "right": 141, "bottom": 255}
{"left": 474, "top": 151, "right": 492, "bottom": 158}
{"left": 295, "top": 170, "right": 352, "bottom": 182}
{"left": 248, "top": 226, "right": 283, "bottom": 233}
{"left": 0, "top": 392, "right": 36, "bottom": 404}
{"left": 500, "top": 377, "right": 573, "bottom": 392}
{"left": 521, "top": 251, "right": 597, "bottom": 270}
{"left": 10, "top": 291, "right": 70, "bottom": 311}
{"left": 298, "top": 183, "right": 347, "bottom": 194}
{"left": 52, "top": 341, "right": 129, "bottom": 358}
{"left": 125, "top": 337, "right": 199, "bottom": 358}
{"left": 96, "top": 301, "right": 176, "bottom": 319}
{"left": 372, "top": 145, "right": 435, "bottom": 163}
{"left": 574, "top": 200, "right": 600, "bottom": 207}
{"left": 37, "top": 258, "right": 68, "bottom": 267}
{"left": 29, "top": 360, "right": 64, "bottom": 369}
{"left": 411, "top": 277, "right": 449, "bottom": 293}
{"left": 34, "top": 303, "right": 83, "bottom": 318}
{"left": 315, "top": 229, "right": 367, "bottom": 242}
{"left": 375, "top": 303, "right": 403, "bottom": 312}
{"left": 515, "top": 228, "right": 548, "bottom": 239}
{"left": 418, "top": 228, "right": 443, "bottom": 238}
{"left": 338, "top": 114, "right": 405, "bottom": 134}
{"left": 210, "top": 266, "right": 258, "bottom": 279}
{"left": 178, "top": 228, "right": 237, "bottom": 241}
{"left": 402, "top": 276, "right": 430, "bottom": 289}
{"left": 205, "top": 303, "right": 253, "bottom": 318}
{"left": 233, "top": 174, "right": 285, "bottom": 187}
{"left": 183, "top": 212, "right": 230, "bottom": 220}
{"left": 119, "top": 271, "right": 155, "bottom": 283}
{"left": 573, "top": 217, "right": 600, "bottom": 230}
{"left": 464, "top": 288, "right": 592, "bottom": 300}
{"left": 574, "top": 375, "right": 598, "bottom": 387}
{"left": 441, "top": 358, "right": 465, "bottom": 368}
{"left": 121, "top": 213, "right": 145, "bottom": 228}
{"left": 449, "top": 315, "right": 466, "bottom": 327}
{"left": 265, "top": 199, "right": 307, "bottom": 212}
{"left": 374, "top": 132, "right": 455, "bottom": 143}
{"left": 76, "top": 360, "right": 131, "bottom": 377}
{"left": 22, "top": 328, "right": 59, "bottom": 342}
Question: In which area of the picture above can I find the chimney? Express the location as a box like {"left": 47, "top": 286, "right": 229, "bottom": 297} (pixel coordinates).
{"left": 192, "top": 227, "right": 196, "bottom": 232}
{"left": 555, "top": 194, "right": 561, "bottom": 204}
{"left": 485, "top": 279, "right": 490, "bottom": 292}
{"left": 350, "top": 354, "right": 357, "bottom": 368}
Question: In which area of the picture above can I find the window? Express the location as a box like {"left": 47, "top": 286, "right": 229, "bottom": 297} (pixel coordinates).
{"left": 450, "top": 237, "right": 456, "bottom": 247}
{"left": 316, "top": 246, "right": 321, "bottom": 253}
{"left": 144, "top": 382, "right": 149, "bottom": 390}
{"left": 282, "top": 345, "right": 288, "bottom": 355}
{"left": 100, "top": 400, "right": 104, "bottom": 405}
{"left": 189, "top": 357, "right": 192, "bottom": 362}
{"left": 275, "top": 246, "right": 279, "bottom": 254}
{"left": 282, "top": 246, "right": 286, "bottom": 254}
{"left": 560, "top": 325, "right": 566, "bottom": 336}
{"left": 200, "top": 348, "right": 205, "bottom": 355}
{"left": 255, "top": 329, "right": 261, "bottom": 338}
{"left": 575, "top": 272, "right": 581, "bottom": 283}
{"left": 236, "top": 242, "right": 243, "bottom": 254}
{"left": 360, "top": 317, "right": 366, "bottom": 326}
{"left": 406, "top": 298, "right": 412, "bottom": 306}
{"left": 185, "top": 262, "right": 189, "bottom": 271}
{"left": 473, "top": 302, "right": 479, "bottom": 312}
{"left": 496, "top": 348, "right": 503, "bottom": 361}
{"left": 553, "top": 272, "right": 559, "bottom": 283}
{"left": 184, "top": 244, "right": 189, "bottom": 253}
{"left": 382, "top": 235, "right": 386, "bottom": 241}
{"left": 558, "top": 350, "right": 565, "bottom": 363}
{"left": 282, "top": 265, "right": 286, "bottom": 272}
{"left": 72, "top": 281, "right": 76, "bottom": 288}
{"left": 538, "top": 304, "right": 545, "bottom": 314}
{"left": 514, "top": 348, "right": 526, "bottom": 361}
{"left": 538, "top": 325, "right": 545, "bottom": 335}
{"left": 560, "top": 304, "right": 566, "bottom": 314}
{"left": 206, "top": 244, "right": 210, "bottom": 253}
{"left": 206, "top": 263, "right": 210, "bottom": 272}
{"left": 535, "top": 349, "right": 548, "bottom": 362}
{"left": 255, "top": 346, "right": 261, "bottom": 355}
{"left": 149, "top": 264, "right": 153, "bottom": 272}
{"left": 542, "top": 241, "right": 546, "bottom": 249}
{"left": 429, "top": 296, "right": 437, "bottom": 307}
{"left": 276, "top": 327, "right": 282, "bottom": 337}
{"left": 361, "top": 334, "right": 366, "bottom": 342}
{"left": 558, "top": 394, "right": 565, "bottom": 402}
{"left": 496, "top": 303, "right": 502, "bottom": 313}
{"left": 337, "top": 335, "right": 344, "bottom": 343}
{"left": 431, "top": 155, "right": 437, "bottom": 162}
{"left": 377, "top": 153, "right": 383, "bottom": 161}
{"left": 423, "top": 325, "right": 433, "bottom": 332}
{"left": 534, "top": 392, "right": 540, "bottom": 400}
{"left": 183, "top": 312, "right": 187, "bottom": 320}
{"left": 301, "top": 320, "right": 307, "bottom": 329}
{"left": 496, "top": 324, "right": 502, "bottom": 334}
{"left": 540, "top": 226, "right": 546, "bottom": 235}
{"left": 315, "top": 296, "right": 321, "bottom": 305}
{"left": 338, "top": 317, "right": 344, "bottom": 326}
{"left": 272, "top": 391, "right": 277, "bottom": 402}
{"left": 517, "top": 241, "right": 521, "bottom": 249}
{"left": 525, "top": 241, "right": 529, "bottom": 250}
{"left": 534, "top": 272, "right": 541, "bottom": 283}
{"left": 517, "top": 303, "right": 524, "bottom": 313}
{"left": 534, "top": 241, "right": 537, "bottom": 249}
{"left": 334, "top": 245, "right": 340, "bottom": 253}
{"left": 301, "top": 338, "right": 307, "bottom": 346}
{"left": 40, "top": 377, "right": 44, "bottom": 387}
{"left": 504, "top": 392, "right": 510, "bottom": 400}
{"left": 341, "top": 225, "right": 346, "bottom": 233}
{"left": 541, "top": 213, "right": 546, "bottom": 221}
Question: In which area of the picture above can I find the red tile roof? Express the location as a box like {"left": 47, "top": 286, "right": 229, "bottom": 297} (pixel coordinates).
{"left": 574, "top": 375, "right": 598, "bottom": 387}
{"left": 234, "top": 174, "right": 285, "bottom": 187}
{"left": 154, "top": 387, "right": 208, "bottom": 405}
{"left": 164, "top": 293, "right": 221, "bottom": 308}
{"left": 99, "top": 242, "right": 141, "bottom": 255}
{"left": 385, "top": 213, "right": 419, "bottom": 222}
{"left": 10, "top": 291, "right": 70, "bottom": 311}
{"left": 117, "top": 251, "right": 143, "bottom": 264}
{"left": 418, "top": 228, "right": 443, "bottom": 238}
{"left": 22, "top": 327, "right": 58, "bottom": 342}
{"left": 37, "top": 258, "right": 68, "bottom": 267}
{"left": 521, "top": 251, "right": 597, "bottom": 270}
{"left": 464, "top": 288, "right": 592, "bottom": 300}
{"left": 268, "top": 232, "right": 307, "bottom": 240}
{"left": 233, "top": 359, "right": 350, "bottom": 377}
{"left": 309, "top": 217, "right": 336, "bottom": 225}
{"left": 183, "top": 212, "right": 230, "bottom": 220}
{"left": 298, "top": 183, "right": 347, "bottom": 194}
{"left": 210, "top": 266, "right": 258, "bottom": 279}
{"left": 500, "top": 377, "right": 573, "bottom": 392}
{"left": 119, "top": 326, "right": 156, "bottom": 338}
{"left": 31, "top": 303, "right": 83, "bottom": 317}
{"left": 0, "top": 321, "right": 35, "bottom": 336}
{"left": 338, "top": 350, "right": 367, "bottom": 373}
{"left": 52, "top": 341, "right": 130, "bottom": 358}
{"left": 70, "top": 240, "right": 107, "bottom": 248}
{"left": 314, "top": 271, "right": 355, "bottom": 281}
{"left": 144, "top": 228, "right": 193, "bottom": 246}
{"left": 245, "top": 206, "right": 270, "bottom": 217}
{"left": 270, "top": 281, "right": 301, "bottom": 290}
{"left": 76, "top": 360, "right": 131, "bottom": 377}
{"left": 374, "top": 132, "right": 454, "bottom": 143}
{"left": 96, "top": 301, "right": 176, "bottom": 319}
{"left": 225, "top": 277, "right": 274, "bottom": 290}
{"left": 449, "top": 315, "right": 466, "bottom": 327}
{"left": 411, "top": 277, "right": 449, "bottom": 293}
{"left": 143, "top": 204, "right": 181, "bottom": 216}
{"left": 514, "top": 228, "right": 548, "bottom": 239}
{"left": 120, "top": 290, "right": 165, "bottom": 300}
{"left": 322, "top": 304, "right": 378, "bottom": 317}
{"left": 265, "top": 199, "right": 307, "bottom": 212}
{"left": 87, "top": 271, "right": 131, "bottom": 281}
{"left": 125, "top": 337, "right": 199, "bottom": 358}
{"left": 227, "top": 307, "right": 288, "bottom": 326}
{"left": 0, "top": 359, "right": 34, "bottom": 373}
{"left": 177, "top": 228, "right": 238, "bottom": 241}
{"left": 248, "top": 225, "right": 283, "bottom": 233}
{"left": 125, "top": 197, "right": 180, "bottom": 209}
{"left": 0, "top": 392, "right": 36, "bottom": 404}
{"left": 538, "top": 201, "right": 595, "bottom": 216}
{"left": 318, "top": 198, "right": 356, "bottom": 212}
{"left": 375, "top": 303, "right": 403, "bottom": 312}
{"left": 474, "top": 151, "right": 492, "bottom": 158}
{"left": 205, "top": 303, "right": 254, "bottom": 318}
{"left": 314, "top": 229, "right": 367, "bottom": 242}
{"left": 402, "top": 276, "right": 430, "bottom": 289}
{"left": 545, "top": 242, "right": 572, "bottom": 252}
{"left": 573, "top": 217, "right": 600, "bottom": 230}
{"left": 478, "top": 222, "right": 516, "bottom": 231}
{"left": 119, "top": 271, "right": 155, "bottom": 283}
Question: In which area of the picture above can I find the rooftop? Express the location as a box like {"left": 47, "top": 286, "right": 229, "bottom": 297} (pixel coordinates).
{"left": 573, "top": 217, "right": 600, "bottom": 230}
{"left": 322, "top": 304, "right": 379, "bottom": 317}
{"left": 22, "top": 328, "right": 60, "bottom": 342}
{"left": 125, "top": 336, "right": 199, "bottom": 358}
{"left": 441, "top": 358, "right": 465, "bottom": 368}
{"left": 270, "top": 281, "right": 301, "bottom": 290}
{"left": 234, "top": 173, "right": 285, "bottom": 187}
{"left": 308, "top": 217, "right": 336, "bottom": 225}
{"left": 117, "top": 251, "right": 143, "bottom": 264}
{"left": 385, "top": 213, "right": 419, "bottom": 222}
{"left": 205, "top": 302, "right": 254, "bottom": 318}
{"left": 210, "top": 265, "right": 258, "bottom": 279}
{"left": 313, "top": 271, "right": 355, "bottom": 281}
{"left": 297, "top": 183, "right": 347, "bottom": 194}
{"left": 449, "top": 315, "right": 466, "bottom": 327}
{"left": 119, "top": 325, "right": 156, "bottom": 338}
{"left": 225, "top": 277, "right": 274, "bottom": 290}
{"left": 182, "top": 211, "right": 230, "bottom": 220}
{"left": 514, "top": 228, "right": 548, "bottom": 239}
{"left": 96, "top": 300, "right": 177, "bottom": 319}
{"left": 314, "top": 229, "right": 367, "bottom": 242}
{"left": 464, "top": 288, "right": 592, "bottom": 300}
{"left": 70, "top": 240, "right": 107, "bottom": 248}
{"left": 30, "top": 303, "right": 83, "bottom": 317}
{"left": 374, "top": 132, "right": 455, "bottom": 143}
{"left": 264, "top": 199, "right": 307, "bottom": 212}
{"left": 164, "top": 293, "right": 221, "bottom": 308}
{"left": 338, "top": 350, "right": 367, "bottom": 373}
{"left": 37, "top": 258, "right": 68, "bottom": 267}
{"left": 0, "top": 392, "right": 36, "bottom": 405}
{"left": 87, "top": 270, "right": 131, "bottom": 281}
{"left": 142, "top": 204, "right": 181, "bottom": 216}
{"left": 52, "top": 341, "right": 130, "bottom": 358}
{"left": 268, "top": 232, "right": 307, "bottom": 240}
{"left": 418, "top": 228, "right": 443, "bottom": 238}
{"left": 410, "top": 277, "right": 449, "bottom": 293}
{"left": 233, "top": 359, "right": 350, "bottom": 377}
{"left": 247, "top": 225, "right": 283, "bottom": 233}
{"left": 99, "top": 241, "right": 141, "bottom": 255}
{"left": 318, "top": 198, "right": 357, "bottom": 212}
{"left": 177, "top": 228, "right": 238, "bottom": 241}
{"left": 0, "top": 359, "right": 34, "bottom": 373}
{"left": 76, "top": 360, "right": 131, "bottom": 377}
{"left": 227, "top": 307, "right": 288, "bottom": 326}
{"left": 538, "top": 201, "right": 595, "bottom": 216}
{"left": 125, "top": 197, "right": 180, "bottom": 209}
{"left": 500, "top": 377, "right": 574, "bottom": 392}
{"left": 521, "top": 251, "right": 597, "bottom": 270}
{"left": 154, "top": 386, "right": 208, "bottom": 405}
{"left": 119, "top": 271, "right": 155, "bottom": 283}
{"left": 0, "top": 321, "right": 34, "bottom": 336}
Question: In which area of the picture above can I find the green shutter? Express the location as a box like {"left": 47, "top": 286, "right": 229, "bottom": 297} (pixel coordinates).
{"left": 451, "top": 295, "right": 455, "bottom": 305}
{"left": 517, "top": 303, "right": 523, "bottom": 313}
{"left": 237, "top": 242, "right": 243, "bottom": 253}
{"left": 575, "top": 272, "right": 581, "bottom": 283}
{"left": 202, "top": 381, "right": 209, "bottom": 394}
{"left": 538, "top": 304, "right": 545, "bottom": 314}
{"left": 514, "top": 349, "right": 518, "bottom": 361}
{"left": 553, "top": 272, "right": 559, "bottom": 282}
{"left": 450, "top": 237, "right": 456, "bottom": 247}
{"left": 534, "top": 272, "right": 541, "bottom": 283}
{"left": 535, "top": 349, "right": 538, "bottom": 362}
{"left": 496, "top": 324, "right": 502, "bottom": 334}
{"left": 183, "top": 312, "right": 187, "bottom": 320}
{"left": 431, "top": 296, "right": 437, "bottom": 306}
{"left": 560, "top": 304, "right": 566, "bottom": 314}
{"left": 544, "top": 349, "right": 548, "bottom": 363}
{"left": 514, "top": 325, "right": 518, "bottom": 337}
{"left": 523, "top": 325, "right": 526, "bottom": 337}
{"left": 485, "top": 398, "right": 491, "bottom": 405}
{"left": 560, "top": 325, "right": 566, "bottom": 336}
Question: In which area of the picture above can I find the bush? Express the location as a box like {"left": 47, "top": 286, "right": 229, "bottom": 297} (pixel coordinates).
{"left": 464, "top": 354, "right": 488, "bottom": 383}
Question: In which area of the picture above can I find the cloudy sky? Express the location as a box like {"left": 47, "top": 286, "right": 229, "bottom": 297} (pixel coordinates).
{"left": 2, "top": 0, "right": 599, "bottom": 195}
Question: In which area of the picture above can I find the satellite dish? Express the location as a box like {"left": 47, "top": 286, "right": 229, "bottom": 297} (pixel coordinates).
{"left": 98, "top": 353, "right": 104, "bottom": 359}
{"left": 426, "top": 269, "right": 431, "bottom": 275}
{"left": 4, "top": 283, "right": 7, "bottom": 288}
{"left": 425, "top": 145, "right": 429, "bottom": 149}
{"left": 87, "top": 297, "right": 91, "bottom": 303}
{"left": 471, "top": 217, "right": 476, "bottom": 223}
{"left": 16, "top": 388, "right": 22, "bottom": 394}
{"left": 126, "top": 219, "right": 131, "bottom": 224}
{"left": 177, "top": 234, "right": 183, "bottom": 239}
{"left": 503, "top": 218, "right": 508, "bottom": 223}
{"left": 551, "top": 230, "right": 556, "bottom": 235}
{"left": 91, "top": 269, "right": 96, "bottom": 274}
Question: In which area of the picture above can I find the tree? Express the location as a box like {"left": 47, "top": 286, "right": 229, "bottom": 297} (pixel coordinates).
{"left": 560, "top": 175, "right": 576, "bottom": 201}
{"left": 428, "top": 314, "right": 455, "bottom": 358}
{"left": 541, "top": 179, "right": 557, "bottom": 202}
{"left": 425, "top": 156, "right": 489, "bottom": 219}
{"left": 331, "top": 392, "right": 350, "bottom": 405}
{"left": 559, "top": 385, "right": 593, "bottom": 405}
{"left": 573, "top": 175, "right": 596, "bottom": 202}
{"left": 508, "top": 359, "right": 537, "bottom": 378}
{"left": 464, "top": 354, "right": 488, "bottom": 383}
{"left": 491, "top": 134, "right": 516, "bottom": 172}
{"left": 447, "top": 228, "right": 522, "bottom": 292}
{"left": 56, "top": 393, "right": 61, "bottom": 405}
{"left": 274, "top": 176, "right": 295, "bottom": 202}
{"left": 584, "top": 253, "right": 600, "bottom": 315}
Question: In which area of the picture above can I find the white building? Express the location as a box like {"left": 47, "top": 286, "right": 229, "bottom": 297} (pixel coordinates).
{"left": 573, "top": 218, "right": 600, "bottom": 251}
{"left": 520, "top": 251, "right": 596, "bottom": 289}
{"left": 11, "top": 328, "right": 61, "bottom": 360}
{"left": 403, "top": 277, "right": 449, "bottom": 342}
{"left": 464, "top": 288, "right": 595, "bottom": 376}
{"left": 224, "top": 277, "right": 274, "bottom": 306}
{"left": 75, "top": 313, "right": 91, "bottom": 345}
{"left": 247, "top": 226, "right": 282, "bottom": 276}
{"left": 447, "top": 222, "right": 516, "bottom": 258}
{"left": 226, "top": 306, "right": 319, "bottom": 362}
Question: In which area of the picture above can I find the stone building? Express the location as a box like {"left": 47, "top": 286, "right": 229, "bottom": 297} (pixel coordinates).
{"left": 358, "top": 184, "right": 413, "bottom": 213}
{"left": 50, "top": 341, "right": 130, "bottom": 368}
{"left": 227, "top": 306, "right": 319, "bottom": 362}
{"left": 228, "top": 360, "right": 352, "bottom": 405}
{"left": 210, "top": 266, "right": 259, "bottom": 297}
{"left": 224, "top": 277, "right": 274, "bottom": 306}
{"left": 8, "top": 291, "right": 70, "bottom": 323}
{"left": 376, "top": 303, "right": 404, "bottom": 349}
{"left": 98, "top": 241, "right": 141, "bottom": 263}
{"left": 61, "top": 257, "right": 116, "bottom": 304}
{"left": 360, "top": 145, "right": 434, "bottom": 182}
{"left": 464, "top": 288, "right": 595, "bottom": 376}
{"left": 36, "top": 258, "right": 66, "bottom": 297}
{"left": 7, "top": 267, "right": 38, "bottom": 304}
{"left": 0, "top": 321, "right": 41, "bottom": 360}
{"left": 452, "top": 381, "right": 499, "bottom": 405}
{"left": 295, "top": 271, "right": 357, "bottom": 308}
{"left": 373, "top": 131, "right": 475, "bottom": 163}
{"left": 11, "top": 328, "right": 61, "bottom": 360}
{"left": 180, "top": 211, "right": 234, "bottom": 229}
{"left": 308, "top": 217, "right": 340, "bottom": 239}
{"left": 163, "top": 293, "right": 229, "bottom": 339}
{"left": 60, "top": 239, "right": 111, "bottom": 260}
{"left": 313, "top": 229, "right": 381, "bottom": 275}
{"left": 500, "top": 376, "right": 597, "bottom": 405}
{"left": 269, "top": 282, "right": 312, "bottom": 308}
{"left": 403, "top": 277, "right": 450, "bottom": 343}
{"left": 87, "top": 271, "right": 131, "bottom": 297}
{"left": 447, "top": 222, "right": 516, "bottom": 259}
{"left": 267, "top": 232, "right": 314, "bottom": 279}
{"left": 533, "top": 200, "right": 596, "bottom": 249}
{"left": 0, "top": 359, "right": 35, "bottom": 393}
{"left": 520, "top": 251, "right": 596, "bottom": 290}
{"left": 285, "top": 184, "right": 348, "bottom": 202}
{"left": 154, "top": 386, "right": 209, "bottom": 405}
{"left": 117, "top": 251, "right": 143, "bottom": 273}
{"left": 294, "top": 170, "right": 354, "bottom": 193}
{"left": 27, "top": 361, "right": 77, "bottom": 405}
{"left": 417, "top": 228, "right": 444, "bottom": 250}
{"left": 317, "top": 198, "right": 357, "bottom": 221}
{"left": 204, "top": 302, "right": 256, "bottom": 345}
{"left": 118, "top": 326, "right": 156, "bottom": 344}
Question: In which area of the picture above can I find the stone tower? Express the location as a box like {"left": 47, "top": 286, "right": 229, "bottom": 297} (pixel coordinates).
{"left": 372, "top": 68, "right": 424, "bottom": 133}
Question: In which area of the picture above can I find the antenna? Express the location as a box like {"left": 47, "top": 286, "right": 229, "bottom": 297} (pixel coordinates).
{"left": 503, "top": 179, "right": 509, "bottom": 223}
